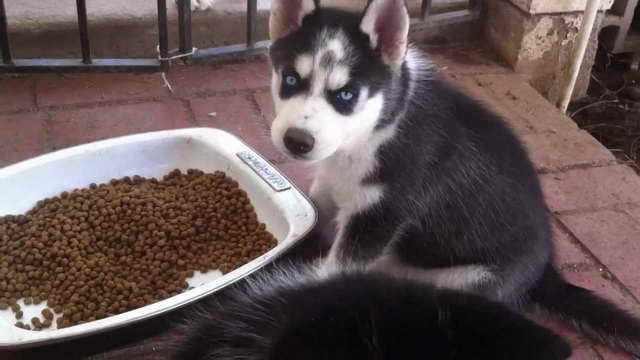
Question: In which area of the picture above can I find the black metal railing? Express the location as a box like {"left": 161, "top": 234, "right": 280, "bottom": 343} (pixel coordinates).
{"left": 0, "top": 0, "right": 167, "bottom": 72}
{"left": 0, "top": 0, "right": 10, "bottom": 66}
{"left": 0, "top": 0, "right": 481, "bottom": 74}
{"left": 189, "top": 0, "right": 270, "bottom": 60}
{"left": 415, "top": 0, "right": 483, "bottom": 30}
{"left": 76, "top": 0, "right": 91, "bottom": 65}
{"left": 0, "top": 0, "right": 169, "bottom": 73}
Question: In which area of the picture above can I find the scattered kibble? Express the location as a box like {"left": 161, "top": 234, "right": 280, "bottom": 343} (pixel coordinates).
{"left": 31, "top": 317, "right": 41, "bottom": 329}
{"left": 0, "top": 169, "right": 277, "bottom": 330}
{"left": 42, "top": 308, "right": 53, "bottom": 320}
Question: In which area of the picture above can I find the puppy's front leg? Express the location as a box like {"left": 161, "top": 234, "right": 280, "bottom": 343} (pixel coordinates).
{"left": 309, "top": 177, "right": 337, "bottom": 235}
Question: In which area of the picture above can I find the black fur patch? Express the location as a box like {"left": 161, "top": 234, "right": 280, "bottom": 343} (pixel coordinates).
{"left": 170, "top": 270, "right": 572, "bottom": 360}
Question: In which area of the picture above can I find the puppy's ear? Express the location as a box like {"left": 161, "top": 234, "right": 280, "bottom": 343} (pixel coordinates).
{"left": 360, "top": 0, "right": 410, "bottom": 68}
{"left": 270, "top": 0, "right": 317, "bottom": 40}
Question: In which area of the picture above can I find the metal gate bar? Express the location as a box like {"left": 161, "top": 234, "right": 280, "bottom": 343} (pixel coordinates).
{"left": 0, "top": 0, "right": 166, "bottom": 73}
{"left": 178, "top": 0, "right": 192, "bottom": 55}
{"left": 0, "top": 0, "right": 480, "bottom": 73}
{"left": 76, "top": 0, "right": 91, "bottom": 64}
{"left": 191, "top": 0, "right": 268, "bottom": 61}
{"left": 0, "top": 0, "right": 11, "bottom": 64}
{"left": 421, "top": 0, "right": 433, "bottom": 20}
{"left": 247, "top": 0, "right": 257, "bottom": 47}
{"left": 190, "top": 0, "right": 478, "bottom": 62}
{"left": 412, "top": 0, "right": 483, "bottom": 32}
{"left": 157, "top": 0, "right": 170, "bottom": 71}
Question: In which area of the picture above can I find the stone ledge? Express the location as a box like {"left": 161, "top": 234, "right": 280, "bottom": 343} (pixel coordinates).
{"left": 509, "top": 0, "right": 613, "bottom": 15}
{"left": 484, "top": 0, "right": 604, "bottom": 103}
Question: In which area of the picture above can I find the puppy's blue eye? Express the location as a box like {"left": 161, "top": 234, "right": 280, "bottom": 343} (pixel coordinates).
{"left": 285, "top": 75, "right": 298, "bottom": 86}
{"left": 338, "top": 90, "right": 354, "bottom": 102}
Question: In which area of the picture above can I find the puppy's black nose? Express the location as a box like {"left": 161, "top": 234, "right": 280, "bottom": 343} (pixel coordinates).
{"left": 283, "top": 128, "right": 315, "bottom": 155}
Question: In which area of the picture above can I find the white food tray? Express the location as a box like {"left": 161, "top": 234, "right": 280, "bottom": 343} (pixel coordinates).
{"left": 0, "top": 128, "right": 316, "bottom": 349}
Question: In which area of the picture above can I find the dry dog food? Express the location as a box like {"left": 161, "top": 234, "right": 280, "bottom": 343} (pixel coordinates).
{"left": 0, "top": 169, "right": 278, "bottom": 329}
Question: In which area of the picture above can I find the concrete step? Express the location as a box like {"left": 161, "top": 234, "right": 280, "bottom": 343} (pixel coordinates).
{"left": 3, "top": 0, "right": 471, "bottom": 60}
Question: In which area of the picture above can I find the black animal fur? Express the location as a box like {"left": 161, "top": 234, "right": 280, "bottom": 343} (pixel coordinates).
{"left": 170, "top": 269, "right": 572, "bottom": 360}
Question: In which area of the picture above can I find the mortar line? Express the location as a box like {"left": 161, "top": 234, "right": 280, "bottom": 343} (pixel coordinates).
{"left": 552, "top": 213, "right": 640, "bottom": 305}
{"left": 0, "top": 87, "right": 271, "bottom": 117}
{"left": 40, "top": 110, "right": 54, "bottom": 154}
{"left": 31, "top": 77, "right": 39, "bottom": 110}
{"left": 34, "top": 96, "right": 176, "bottom": 113}
{"left": 551, "top": 202, "right": 640, "bottom": 217}
{"left": 535, "top": 159, "right": 621, "bottom": 175}
{"left": 178, "top": 98, "right": 198, "bottom": 127}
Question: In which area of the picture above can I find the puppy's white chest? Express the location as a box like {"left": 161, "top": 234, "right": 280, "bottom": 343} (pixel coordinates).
{"left": 318, "top": 152, "right": 383, "bottom": 219}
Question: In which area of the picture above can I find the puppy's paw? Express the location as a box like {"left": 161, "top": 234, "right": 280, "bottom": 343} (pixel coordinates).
{"left": 173, "top": 0, "right": 216, "bottom": 11}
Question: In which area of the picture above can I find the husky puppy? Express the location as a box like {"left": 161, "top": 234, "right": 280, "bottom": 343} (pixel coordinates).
{"left": 265, "top": 0, "right": 640, "bottom": 355}
{"left": 170, "top": 267, "right": 572, "bottom": 360}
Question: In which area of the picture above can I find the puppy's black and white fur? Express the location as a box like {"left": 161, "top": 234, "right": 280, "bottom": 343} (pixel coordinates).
{"left": 171, "top": 266, "right": 571, "bottom": 360}
{"left": 171, "top": 0, "right": 640, "bottom": 357}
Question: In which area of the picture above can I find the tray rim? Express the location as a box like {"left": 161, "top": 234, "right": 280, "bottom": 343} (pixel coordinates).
{"left": 0, "top": 127, "right": 317, "bottom": 349}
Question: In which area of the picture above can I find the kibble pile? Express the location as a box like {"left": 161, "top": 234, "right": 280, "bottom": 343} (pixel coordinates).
{"left": 0, "top": 169, "right": 277, "bottom": 330}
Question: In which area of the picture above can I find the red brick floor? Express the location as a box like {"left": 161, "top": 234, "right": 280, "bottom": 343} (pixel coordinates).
{"left": 2, "top": 45, "right": 640, "bottom": 359}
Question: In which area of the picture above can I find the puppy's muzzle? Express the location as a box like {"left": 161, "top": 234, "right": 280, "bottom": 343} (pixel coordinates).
{"left": 283, "top": 128, "right": 315, "bottom": 155}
